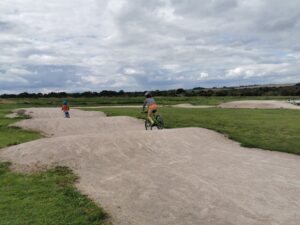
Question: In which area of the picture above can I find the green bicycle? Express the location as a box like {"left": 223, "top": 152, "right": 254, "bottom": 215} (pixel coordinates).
{"left": 142, "top": 110, "right": 164, "bottom": 130}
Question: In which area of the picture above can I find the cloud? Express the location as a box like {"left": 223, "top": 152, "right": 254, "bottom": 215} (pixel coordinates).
{"left": 28, "top": 54, "right": 59, "bottom": 64}
{"left": 123, "top": 67, "right": 145, "bottom": 75}
{"left": 226, "top": 63, "right": 290, "bottom": 78}
{"left": 0, "top": 0, "right": 299, "bottom": 93}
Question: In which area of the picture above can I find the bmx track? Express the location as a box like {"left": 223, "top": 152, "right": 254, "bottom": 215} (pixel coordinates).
{"left": 218, "top": 100, "right": 300, "bottom": 109}
{"left": 0, "top": 107, "right": 300, "bottom": 225}
{"left": 72, "top": 100, "right": 300, "bottom": 110}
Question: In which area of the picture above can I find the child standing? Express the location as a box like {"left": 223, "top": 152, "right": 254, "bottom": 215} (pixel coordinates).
{"left": 62, "top": 100, "right": 70, "bottom": 118}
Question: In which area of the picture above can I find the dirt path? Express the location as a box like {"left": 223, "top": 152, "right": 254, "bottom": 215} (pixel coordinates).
{"left": 218, "top": 100, "right": 300, "bottom": 109}
{"left": 1, "top": 108, "right": 300, "bottom": 225}
{"left": 172, "top": 103, "right": 214, "bottom": 108}
{"left": 73, "top": 105, "right": 141, "bottom": 109}
{"left": 74, "top": 100, "right": 300, "bottom": 109}
{"left": 12, "top": 108, "right": 143, "bottom": 137}
{"left": 75, "top": 104, "right": 215, "bottom": 109}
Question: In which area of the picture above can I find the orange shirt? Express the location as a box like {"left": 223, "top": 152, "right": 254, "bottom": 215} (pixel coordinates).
{"left": 62, "top": 105, "right": 70, "bottom": 112}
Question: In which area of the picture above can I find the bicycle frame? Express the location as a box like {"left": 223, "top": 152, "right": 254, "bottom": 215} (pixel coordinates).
{"left": 143, "top": 111, "right": 157, "bottom": 122}
{"left": 142, "top": 111, "right": 164, "bottom": 130}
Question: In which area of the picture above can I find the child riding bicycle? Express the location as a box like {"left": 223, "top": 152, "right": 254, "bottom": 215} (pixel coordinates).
{"left": 142, "top": 92, "right": 158, "bottom": 126}
{"left": 62, "top": 100, "right": 70, "bottom": 118}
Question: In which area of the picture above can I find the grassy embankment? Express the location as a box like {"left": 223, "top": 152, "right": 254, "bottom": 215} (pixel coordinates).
{"left": 90, "top": 107, "right": 300, "bottom": 155}
{"left": 0, "top": 106, "right": 111, "bottom": 225}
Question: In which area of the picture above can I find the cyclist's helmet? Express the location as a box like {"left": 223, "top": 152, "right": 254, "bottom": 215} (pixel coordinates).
{"left": 144, "top": 92, "right": 152, "bottom": 98}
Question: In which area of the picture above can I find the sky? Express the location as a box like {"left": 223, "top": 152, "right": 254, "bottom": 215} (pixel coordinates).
{"left": 0, "top": 0, "right": 300, "bottom": 93}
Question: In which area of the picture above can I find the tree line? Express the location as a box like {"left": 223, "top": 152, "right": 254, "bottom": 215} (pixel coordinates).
{"left": 1, "top": 84, "right": 299, "bottom": 98}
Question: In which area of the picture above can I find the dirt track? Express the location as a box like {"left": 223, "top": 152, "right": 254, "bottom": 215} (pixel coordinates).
{"left": 1, "top": 108, "right": 300, "bottom": 225}
{"left": 73, "top": 100, "right": 300, "bottom": 110}
{"left": 218, "top": 100, "right": 300, "bottom": 109}
{"left": 172, "top": 103, "right": 214, "bottom": 108}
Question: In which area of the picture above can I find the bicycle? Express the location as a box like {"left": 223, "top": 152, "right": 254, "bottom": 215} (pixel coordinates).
{"left": 142, "top": 110, "right": 164, "bottom": 130}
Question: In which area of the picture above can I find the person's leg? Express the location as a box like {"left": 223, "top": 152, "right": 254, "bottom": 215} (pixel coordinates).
{"left": 147, "top": 109, "right": 154, "bottom": 125}
{"left": 64, "top": 111, "right": 69, "bottom": 118}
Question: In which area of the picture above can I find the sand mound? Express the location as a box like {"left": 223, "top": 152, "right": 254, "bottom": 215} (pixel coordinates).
{"left": 21, "top": 107, "right": 106, "bottom": 119}
{"left": 218, "top": 100, "right": 300, "bottom": 109}
{"left": 10, "top": 108, "right": 143, "bottom": 137}
{"left": 13, "top": 116, "right": 143, "bottom": 137}
{"left": 1, "top": 108, "right": 300, "bottom": 225}
{"left": 5, "top": 113, "right": 19, "bottom": 118}
{"left": 172, "top": 104, "right": 214, "bottom": 108}
{"left": 74, "top": 105, "right": 141, "bottom": 109}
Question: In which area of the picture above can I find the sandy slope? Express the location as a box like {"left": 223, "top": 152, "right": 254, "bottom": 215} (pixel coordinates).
{"left": 74, "top": 100, "right": 300, "bottom": 110}
{"left": 218, "top": 100, "right": 300, "bottom": 109}
{"left": 12, "top": 108, "right": 143, "bottom": 137}
{"left": 172, "top": 103, "right": 214, "bottom": 108}
{"left": 1, "top": 108, "right": 300, "bottom": 225}
{"left": 73, "top": 106, "right": 141, "bottom": 109}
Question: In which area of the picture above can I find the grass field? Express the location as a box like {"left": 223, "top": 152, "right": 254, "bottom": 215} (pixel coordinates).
{"left": 0, "top": 107, "right": 111, "bottom": 225}
{"left": 90, "top": 107, "right": 300, "bottom": 155}
{"left": 0, "top": 164, "right": 110, "bottom": 225}
{"left": 1, "top": 95, "right": 298, "bottom": 107}
{"left": 0, "top": 109, "right": 42, "bottom": 148}
{"left": 0, "top": 97, "right": 299, "bottom": 224}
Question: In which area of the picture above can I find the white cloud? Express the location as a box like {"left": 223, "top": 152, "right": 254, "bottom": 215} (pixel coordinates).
{"left": 28, "top": 54, "right": 59, "bottom": 64}
{"left": 123, "top": 68, "right": 144, "bottom": 75}
{"left": 0, "top": 0, "right": 299, "bottom": 93}
{"left": 226, "top": 63, "right": 290, "bottom": 79}
{"left": 0, "top": 69, "right": 29, "bottom": 86}
{"left": 81, "top": 75, "right": 103, "bottom": 85}
{"left": 162, "top": 64, "right": 180, "bottom": 72}
{"left": 199, "top": 72, "right": 209, "bottom": 79}
{"left": 7, "top": 68, "right": 31, "bottom": 76}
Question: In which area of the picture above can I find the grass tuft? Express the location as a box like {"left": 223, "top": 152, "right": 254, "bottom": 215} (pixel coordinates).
{"left": 0, "top": 162, "right": 11, "bottom": 175}
{"left": 0, "top": 109, "right": 42, "bottom": 148}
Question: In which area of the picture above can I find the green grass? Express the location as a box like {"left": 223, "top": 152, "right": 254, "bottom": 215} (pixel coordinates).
{"left": 0, "top": 107, "right": 112, "bottom": 225}
{"left": 90, "top": 107, "right": 300, "bottom": 155}
{"left": 155, "top": 96, "right": 297, "bottom": 106}
{"left": 1, "top": 95, "right": 298, "bottom": 107}
{"left": 0, "top": 98, "right": 299, "bottom": 224}
{"left": 0, "top": 164, "right": 110, "bottom": 225}
{"left": 0, "top": 109, "right": 42, "bottom": 148}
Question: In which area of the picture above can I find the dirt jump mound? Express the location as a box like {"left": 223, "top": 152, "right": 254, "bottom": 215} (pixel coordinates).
{"left": 1, "top": 108, "right": 300, "bottom": 225}
{"left": 13, "top": 108, "right": 143, "bottom": 137}
{"left": 218, "top": 100, "right": 300, "bottom": 109}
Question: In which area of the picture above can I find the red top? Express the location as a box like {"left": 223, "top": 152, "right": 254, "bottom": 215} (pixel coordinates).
{"left": 62, "top": 105, "right": 70, "bottom": 112}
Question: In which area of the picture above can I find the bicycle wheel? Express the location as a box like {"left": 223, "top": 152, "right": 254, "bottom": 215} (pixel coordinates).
{"left": 145, "top": 120, "right": 152, "bottom": 130}
{"left": 155, "top": 115, "right": 164, "bottom": 129}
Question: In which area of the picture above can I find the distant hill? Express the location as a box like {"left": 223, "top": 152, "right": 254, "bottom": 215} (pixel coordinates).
{"left": 233, "top": 83, "right": 297, "bottom": 89}
{"left": 187, "top": 83, "right": 300, "bottom": 96}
